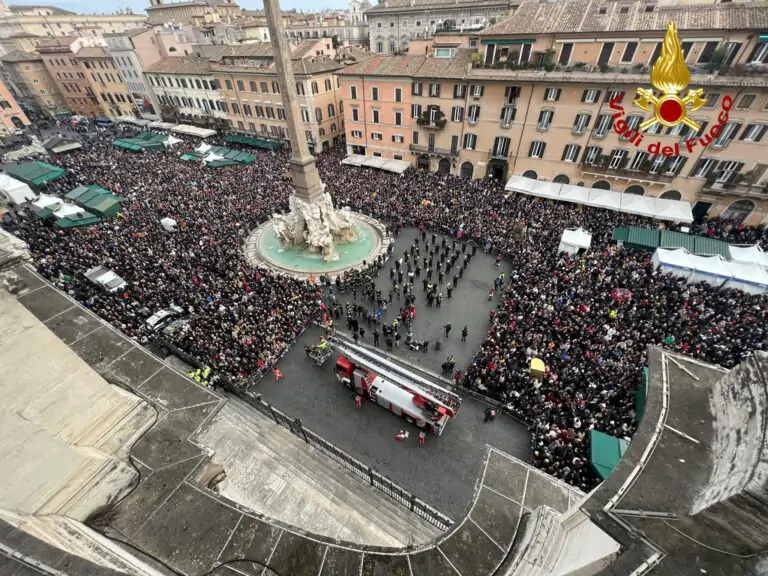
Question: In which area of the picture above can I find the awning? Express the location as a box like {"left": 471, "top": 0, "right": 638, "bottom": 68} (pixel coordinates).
{"left": 171, "top": 124, "right": 216, "bottom": 138}
{"left": 52, "top": 142, "right": 82, "bottom": 154}
{"left": 626, "top": 226, "right": 661, "bottom": 250}
{"left": 558, "top": 227, "right": 592, "bottom": 255}
{"left": 693, "top": 236, "right": 731, "bottom": 259}
{"left": 55, "top": 211, "right": 101, "bottom": 229}
{"left": 148, "top": 121, "right": 177, "bottom": 130}
{"left": 6, "top": 161, "right": 66, "bottom": 187}
{"left": 589, "top": 429, "right": 630, "bottom": 481}
{"left": 225, "top": 134, "right": 283, "bottom": 150}
{"left": 0, "top": 174, "right": 35, "bottom": 205}
{"left": 728, "top": 244, "right": 768, "bottom": 267}
{"left": 660, "top": 230, "right": 696, "bottom": 253}
{"left": 341, "top": 154, "right": 412, "bottom": 174}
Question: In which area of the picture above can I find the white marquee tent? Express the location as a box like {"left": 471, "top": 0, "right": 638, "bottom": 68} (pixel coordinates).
{"left": 164, "top": 135, "right": 183, "bottom": 147}
{"left": 341, "top": 154, "right": 412, "bottom": 174}
{"left": 724, "top": 261, "right": 768, "bottom": 295}
{"left": 652, "top": 248, "right": 697, "bottom": 280}
{"left": 202, "top": 152, "right": 226, "bottom": 164}
{"left": 172, "top": 124, "right": 216, "bottom": 138}
{"left": 505, "top": 176, "right": 693, "bottom": 223}
{"left": 195, "top": 142, "right": 212, "bottom": 155}
{"left": 558, "top": 227, "right": 593, "bottom": 255}
{"left": 0, "top": 174, "right": 35, "bottom": 205}
{"left": 31, "top": 193, "right": 61, "bottom": 210}
{"left": 728, "top": 244, "right": 768, "bottom": 268}
{"left": 688, "top": 254, "right": 733, "bottom": 287}
{"left": 53, "top": 203, "right": 85, "bottom": 219}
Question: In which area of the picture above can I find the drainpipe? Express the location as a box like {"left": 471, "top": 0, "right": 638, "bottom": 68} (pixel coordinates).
{"left": 361, "top": 75, "right": 369, "bottom": 154}
{"left": 509, "top": 80, "right": 535, "bottom": 177}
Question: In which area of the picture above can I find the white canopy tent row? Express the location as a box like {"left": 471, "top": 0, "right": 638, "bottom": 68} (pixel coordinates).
{"left": 652, "top": 248, "right": 768, "bottom": 294}
{"left": 728, "top": 244, "right": 768, "bottom": 269}
{"left": 31, "top": 193, "right": 62, "bottom": 210}
{"left": 342, "top": 154, "right": 412, "bottom": 175}
{"left": 0, "top": 174, "right": 35, "bottom": 206}
{"left": 558, "top": 227, "right": 593, "bottom": 255}
{"left": 148, "top": 121, "right": 177, "bottom": 130}
{"left": 505, "top": 176, "right": 694, "bottom": 223}
{"left": 171, "top": 124, "right": 216, "bottom": 139}
{"left": 195, "top": 142, "right": 212, "bottom": 155}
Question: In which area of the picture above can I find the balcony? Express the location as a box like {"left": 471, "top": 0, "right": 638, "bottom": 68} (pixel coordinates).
{"left": 701, "top": 179, "right": 768, "bottom": 199}
{"left": 410, "top": 144, "right": 458, "bottom": 158}
{"left": 580, "top": 162, "right": 674, "bottom": 184}
{"left": 489, "top": 149, "right": 510, "bottom": 161}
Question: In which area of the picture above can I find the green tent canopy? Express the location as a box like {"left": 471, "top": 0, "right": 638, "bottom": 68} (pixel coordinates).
{"left": 626, "top": 227, "right": 661, "bottom": 251}
{"left": 83, "top": 196, "right": 122, "bottom": 218}
{"left": 225, "top": 134, "right": 283, "bottom": 151}
{"left": 693, "top": 236, "right": 731, "bottom": 259}
{"left": 611, "top": 227, "right": 629, "bottom": 243}
{"left": 589, "top": 429, "right": 630, "bottom": 481}
{"left": 180, "top": 153, "right": 199, "bottom": 161}
{"left": 54, "top": 211, "right": 101, "bottom": 229}
{"left": 660, "top": 230, "right": 696, "bottom": 253}
{"left": 112, "top": 132, "right": 167, "bottom": 153}
{"left": 65, "top": 185, "right": 92, "bottom": 201}
{"left": 7, "top": 161, "right": 66, "bottom": 187}
{"left": 183, "top": 145, "right": 255, "bottom": 165}
{"left": 34, "top": 206, "right": 56, "bottom": 220}
{"left": 207, "top": 160, "right": 240, "bottom": 168}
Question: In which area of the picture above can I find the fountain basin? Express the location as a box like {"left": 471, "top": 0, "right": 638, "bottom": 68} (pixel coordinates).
{"left": 243, "top": 213, "right": 390, "bottom": 280}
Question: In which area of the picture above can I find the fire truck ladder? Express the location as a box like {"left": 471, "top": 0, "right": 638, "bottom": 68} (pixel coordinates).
{"left": 329, "top": 337, "right": 463, "bottom": 415}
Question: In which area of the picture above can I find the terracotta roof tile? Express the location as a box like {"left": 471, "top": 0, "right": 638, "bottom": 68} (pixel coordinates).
{"left": 366, "top": 0, "right": 507, "bottom": 15}
{"left": 1, "top": 50, "right": 42, "bottom": 63}
{"left": 145, "top": 55, "right": 212, "bottom": 75}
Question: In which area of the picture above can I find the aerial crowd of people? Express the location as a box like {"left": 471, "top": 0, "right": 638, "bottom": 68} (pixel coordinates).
{"left": 3, "top": 128, "right": 768, "bottom": 490}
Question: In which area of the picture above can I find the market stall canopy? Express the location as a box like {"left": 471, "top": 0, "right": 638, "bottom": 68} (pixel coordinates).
{"left": 116, "top": 116, "right": 151, "bottom": 126}
{"left": 530, "top": 357, "right": 546, "bottom": 378}
{"left": 724, "top": 261, "right": 768, "bottom": 295}
{"left": 195, "top": 142, "right": 212, "bottom": 155}
{"left": 688, "top": 254, "right": 733, "bottom": 287}
{"left": 84, "top": 265, "right": 126, "bottom": 290}
{"left": 620, "top": 194, "right": 657, "bottom": 218}
{"left": 341, "top": 154, "right": 412, "bottom": 174}
{"left": 148, "top": 121, "right": 177, "bottom": 130}
{"left": 202, "top": 151, "right": 225, "bottom": 164}
{"left": 112, "top": 132, "right": 167, "bottom": 153}
{"left": 590, "top": 429, "right": 630, "bottom": 481}
{"left": 0, "top": 174, "right": 35, "bottom": 205}
{"left": 558, "top": 227, "right": 592, "bottom": 255}
{"left": 53, "top": 203, "right": 85, "bottom": 219}
{"left": 653, "top": 197, "right": 693, "bottom": 223}
{"left": 164, "top": 135, "right": 183, "bottom": 147}
{"left": 225, "top": 134, "right": 283, "bottom": 150}
{"left": 557, "top": 184, "right": 591, "bottom": 205}
{"left": 171, "top": 124, "right": 216, "bottom": 138}
{"left": 31, "top": 193, "right": 61, "bottom": 209}
{"left": 585, "top": 188, "right": 623, "bottom": 211}
{"left": 728, "top": 244, "right": 768, "bottom": 268}
{"left": 64, "top": 184, "right": 124, "bottom": 219}
{"left": 6, "top": 161, "right": 65, "bottom": 187}
{"left": 55, "top": 211, "right": 101, "bottom": 229}
{"left": 652, "top": 248, "right": 696, "bottom": 281}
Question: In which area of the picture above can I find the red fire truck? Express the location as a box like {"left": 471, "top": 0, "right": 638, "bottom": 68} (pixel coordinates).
{"left": 329, "top": 337, "right": 463, "bottom": 435}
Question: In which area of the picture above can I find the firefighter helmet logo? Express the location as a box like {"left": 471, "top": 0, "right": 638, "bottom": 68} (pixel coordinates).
{"left": 634, "top": 21, "right": 706, "bottom": 132}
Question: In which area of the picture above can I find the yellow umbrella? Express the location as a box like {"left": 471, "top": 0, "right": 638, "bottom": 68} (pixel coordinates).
{"left": 530, "top": 358, "right": 546, "bottom": 379}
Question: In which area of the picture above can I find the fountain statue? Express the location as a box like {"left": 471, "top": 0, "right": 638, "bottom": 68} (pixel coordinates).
{"left": 271, "top": 187, "right": 357, "bottom": 260}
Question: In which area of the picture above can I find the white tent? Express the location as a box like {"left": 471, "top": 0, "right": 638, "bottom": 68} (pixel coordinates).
{"left": 341, "top": 154, "right": 412, "bottom": 174}
{"left": 558, "top": 227, "right": 592, "bottom": 255}
{"left": 53, "top": 203, "right": 85, "bottom": 219}
{"left": 529, "top": 180, "right": 562, "bottom": 200}
{"left": 505, "top": 175, "right": 537, "bottom": 195}
{"left": 652, "top": 198, "right": 694, "bottom": 223}
{"left": 689, "top": 254, "right": 733, "bottom": 287}
{"left": 585, "top": 188, "right": 623, "bottom": 211}
{"left": 172, "top": 124, "right": 216, "bottom": 138}
{"left": 620, "top": 194, "right": 657, "bottom": 218}
{"left": 728, "top": 244, "right": 768, "bottom": 268}
{"left": 202, "top": 152, "right": 226, "bottom": 164}
{"left": 0, "top": 174, "right": 35, "bottom": 205}
{"left": 31, "top": 193, "right": 61, "bottom": 209}
{"left": 724, "top": 261, "right": 768, "bottom": 295}
{"left": 160, "top": 217, "right": 178, "bottom": 232}
{"left": 195, "top": 142, "right": 212, "bottom": 155}
{"left": 164, "top": 135, "right": 183, "bottom": 148}
{"left": 558, "top": 185, "right": 591, "bottom": 205}
{"left": 652, "top": 248, "right": 696, "bottom": 281}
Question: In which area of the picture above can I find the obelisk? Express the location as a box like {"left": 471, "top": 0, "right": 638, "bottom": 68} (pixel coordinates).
{"left": 262, "top": 0, "right": 324, "bottom": 203}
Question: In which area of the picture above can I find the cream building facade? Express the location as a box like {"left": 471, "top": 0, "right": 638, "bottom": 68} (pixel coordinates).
{"left": 341, "top": 0, "right": 768, "bottom": 225}
{"left": 145, "top": 0, "right": 241, "bottom": 26}
{"left": 74, "top": 46, "right": 133, "bottom": 118}
{"left": 0, "top": 76, "right": 29, "bottom": 134}
{"left": 0, "top": 49, "right": 66, "bottom": 116}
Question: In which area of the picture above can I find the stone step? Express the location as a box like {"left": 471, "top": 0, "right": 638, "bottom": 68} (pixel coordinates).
{"left": 91, "top": 399, "right": 156, "bottom": 461}
{"left": 203, "top": 399, "right": 441, "bottom": 546}
{"left": 36, "top": 453, "right": 137, "bottom": 522}
{"left": 73, "top": 387, "right": 147, "bottom": 452}
{"left": 503, "top": 506, "right": 564, "bottom": 576}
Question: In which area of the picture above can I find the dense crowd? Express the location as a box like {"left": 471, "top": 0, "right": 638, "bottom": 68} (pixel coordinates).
{"left": 4, "top": 133, "right": 768, "bottom": 490}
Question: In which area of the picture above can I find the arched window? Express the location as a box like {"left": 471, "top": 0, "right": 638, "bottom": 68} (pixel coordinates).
{"left": 460, "top": 161, "right": 474, "bottom": 179}
{"left": 330, "top": 123, "right": 337, "bottom": 132}
{"left": 553, "top": 174, "right": 570, "bottom": 185}
{"left": 576, "top": 181, "right": 585, "bottom": 187}
{"left": 660, "top": 190, "right": 681, "bottom": 200}
{"left": 592, "top": 180, "right": 611, "bottom": 190}
{"left": 723, "top": 199, "right": 755, "bottom": 223}
{"left": 522, "top": 170, "right": 538, "bottom": 180}
{"left": 438, "top": 158, "right": 451, "bottom": 175}
{"left": 328, "top": 103, "right": 335, "bottom": 117}
{"left": 311, "top": 81, "right": 319, "bottom": 94}
{"left": 625, "top": 185, "right": 645, "bottom": 195}
{"left": 417, "top": 155, "right": 430, "bottom": 170}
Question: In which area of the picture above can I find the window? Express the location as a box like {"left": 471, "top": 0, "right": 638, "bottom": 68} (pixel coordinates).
{"left": 260, "top": 82, "right": 268, "bottom": 92}
{"left": 372, "top": 109, "right": 380, "bottom": 123}
{"left": 471, "top": 84, "right": 484, "bottom": 98}
{"left": 237, "top": 80, "right": 244, "bottom": 91}
{"left": 392, "top": 134, "right": 404, "bottom": 143}
{"left": 463, "top": 133, "right": 476, "bottom": 150}
{"left": 468, "top": 105, "right": 480, "bottom": 124}
{"left": 598, "top": 42, "right": 614, "bottom": 66}
{"left": 649, "top": 155, "right": 666, "bottom": 174}
{"left": 736, "top": 94, "right": 756, "bottom": 109}
{"left": 371, "top": 86, "right": 379, "bottom": 100}
{"left": 301, "top": 108, "right": 310, "bottom": 123}
{"left": 715, "top": 161, "right": 744, "bottom": 185}
{"left": 412, "top": 103, "right": 422, "bottom": 118}
{"left": 371, "top": 132, "right": 383, "bottom": 141}
{"left": 492, "top": 136, "right": 511, "bottom": 158}
{"left": 697, "top": 41, "right": 720, "bottom": 64}
{"left": 315, "top": 108, "right": 323, "bottom": 122}
{"left": 225, "top": 79, "right": 233, "bottom": 90}
{"left": 594, "top": 114, "right": 613, "bottom": 137}
{"left": 428, "top": 107, "right": 438, "bottom": 124}
{"left": 350, "top": 85, "right": 357, "bottom": 99}
{"left": 723, "top": 199, "right": 755, "bottom": 223}
{"left": 581, "top": 89, "right": 600, "bottom": 104}
{"left": 609, "top": 149, "right": 628, "bottom": 169}
{"left": 620, "top": 115, "right": 642, "bottom": 139}
{"left": 681, "top": 120, "right": 708, "bottom": 141}
{"left": 712, "top": 122, "right": 741, "bottom": 148}
{"left": 451, "top": 106, "right": 464, "bottom": 122}
{"left": 395, "top": 87, "right": 402, "bottom": 102}
{"left": 559, "top": 42, "right": 573, "bottom": 65}
{"left": 454, "top": 84, "right": 466, "bottom": 98}
{"left": 351, "top": 130, "right": 363, "bottom": 138}
{"left": 748, "top": 41, "right": 768, "bottom": 64}
{"left": 622, "top": 42, "right": 637, "bottom": 63}
{"left": 562, "top": 144, "right": 581, "bottom": 163}
{"left": 529, "top": 141, "right": 546, "bottom": 158}
{"left": 628, "top": 150, "right": 648, "bottom": 171}
{"left": 703, "top": 93, "right": 719, "bottom": 108}
{"left": 538, "top": 109, "right": 554, "bottom": 131}
{"left": 740, "top": 123, "right": 766, "bottom": 143}
{"left": 584, "top": 145, "right": 601, "bottom": 164}
{"left": 266, "top": 107, "right": 275, "bottom": 119}
{"left": 667, "top": 122, "right": 686, "bottom": 137}
{"left": 429, "top": 83, "right": 441, "bottom": 97}
{"left": 650, "top": 42, "right": 663, "bottom": 64}
{"left": 351, "top": 108, "right": 360, "bottom": 121}
{"left": 413, "top": 131, "right": 419, "bottom": 145}
{"left": 500, "top": 106, "right": 515, "bottom": 127}
{"left": 665, "top": 156, "right": 687, "bottom": 176}
{"left": 693, "top": 157, "right": 717, "bottom": 178}
{"left": 544, "top": 88, "right": 561, "bottom": 102}
{"left": 243, "top": 104, "right": 252, "bottom": 116}
{"left": 277, "top": 108, "right": 285, "bottom": 120}
{"left": 572, "top": 112, "right": 590, "bottom": 134}
{"left": 325, "top": 79, "right": 332, "bottom": 91}
{"left": 395, "top": 111, "right": 403, "bottom": 126}
{"left": 606, "top": 90, "right": 624, "bottom": 104}
{"left": 412, "top": 81, "right": 422, "bottom": 96}
{"left": 504, "top": 86, "right": 520, "bottom": 105}
{"left": 328, "top": 104, "right": 335, "bottom": 117}
{"left": 376, "top": 42, "right": 383, "bottom": 53}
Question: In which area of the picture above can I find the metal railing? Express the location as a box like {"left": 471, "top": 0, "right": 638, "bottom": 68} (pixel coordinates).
{"left": 409, "top": 144, "right": 458, "bottom": 158}
{"left": 579, "top": 162, "right": 675, "bottom": 183}
{"left": 241, "top": 391, "right": 455, "bottom": 532}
